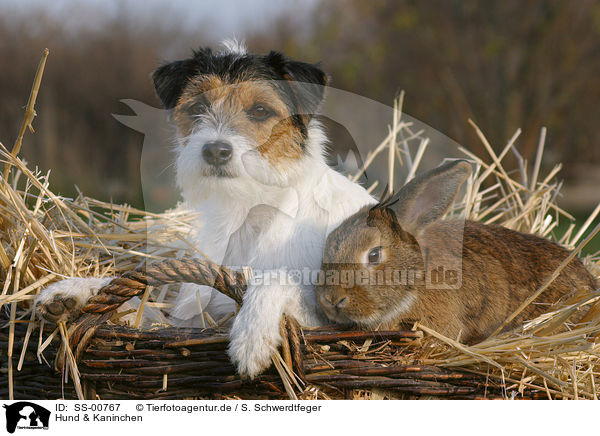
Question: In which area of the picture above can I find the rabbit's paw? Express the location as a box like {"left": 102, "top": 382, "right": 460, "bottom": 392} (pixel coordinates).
{"left": 34, "top": 277, "right": 111, "bottom": 323}
{"left": 227, "top": 307, "right": 281, "bottom": 379}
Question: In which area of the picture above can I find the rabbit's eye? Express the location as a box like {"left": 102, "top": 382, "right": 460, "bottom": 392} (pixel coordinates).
{"left": 367, "top": 246, "right": 382, "bottom": 265}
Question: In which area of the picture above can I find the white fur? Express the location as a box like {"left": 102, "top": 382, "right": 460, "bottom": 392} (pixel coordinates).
{"left": 371, "top": 293, "right": 417, "bottom": 328}
{"left": 219, "top": 38, "right": 247, "bottom": 56}
{"left": 35, "top": 277, "right": 112, "bottom": 309}
{"left": 34, "top": 277, "right": 167, "bottom": 327}
{"left": 35, "top": 71, "right": 375, "bottom": 378}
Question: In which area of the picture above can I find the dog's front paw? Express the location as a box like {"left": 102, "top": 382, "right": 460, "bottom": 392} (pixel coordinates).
{"left": 34, "top": 277, "right": 111, "bottom": 323}
{"left": 228, "top": 330, "right": 278, "bottom": 379}
{"left": 227, "top": 309, "right": 281, "bottom": 379}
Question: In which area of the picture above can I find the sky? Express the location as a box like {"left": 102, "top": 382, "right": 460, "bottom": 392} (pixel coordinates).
{"left": 0, "top": 0, "right": 320, "bottom": 36}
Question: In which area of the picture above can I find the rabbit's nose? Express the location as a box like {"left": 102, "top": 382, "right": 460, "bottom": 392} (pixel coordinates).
{"left": 324, "top": 294, "right": 348, "bottom": 309}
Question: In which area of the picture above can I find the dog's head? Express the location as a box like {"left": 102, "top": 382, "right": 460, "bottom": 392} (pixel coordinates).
{"left": 152, "top": 41, "right": 328, "bottom": 202}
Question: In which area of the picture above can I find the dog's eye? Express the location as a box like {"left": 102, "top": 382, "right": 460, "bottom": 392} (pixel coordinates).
{"left": 188, "top": 101, "right": 207, "bottom": 114}
{"left": 367, "top": 246, "right": 382, "bottom": 265}
{"left": 247, "top": 104, "right": 273, "bottom": 121}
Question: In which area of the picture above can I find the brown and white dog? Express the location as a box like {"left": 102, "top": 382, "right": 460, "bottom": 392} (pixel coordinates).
{"left": 35, "top": 40, "right": 375, "bottom": 378}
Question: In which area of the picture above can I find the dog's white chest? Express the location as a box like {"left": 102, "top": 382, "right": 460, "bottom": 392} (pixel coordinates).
{"left": 192, "top": 195, "right": 327, "bottom": 272}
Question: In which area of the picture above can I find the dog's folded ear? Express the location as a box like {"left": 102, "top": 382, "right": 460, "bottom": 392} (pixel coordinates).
{"left": 152, "top": 59, "right": 198, "bottom": 109}
{"left": 266, "top": 51, "right": 328, "bottom": 126}
{"left": 282, "top": 57, "right": 329, "bottom": 114}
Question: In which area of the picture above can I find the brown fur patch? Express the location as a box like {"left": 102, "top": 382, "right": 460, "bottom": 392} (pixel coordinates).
{"left": 172, "top": 74, "right": 304, "bottom": 165}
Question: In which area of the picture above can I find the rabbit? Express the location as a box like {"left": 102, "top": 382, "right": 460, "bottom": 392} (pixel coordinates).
{"left": 315, "top": 160, "right": 598, "bottom": 343}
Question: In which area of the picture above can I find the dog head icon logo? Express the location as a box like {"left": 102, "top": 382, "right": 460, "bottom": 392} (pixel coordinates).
{"left": 3, "top": 402, "right": 50, "bottom": 433}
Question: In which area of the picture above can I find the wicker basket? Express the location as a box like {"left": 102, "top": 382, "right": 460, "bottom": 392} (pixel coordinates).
{"left": 3, "top": 315, "right": 550, "bottom": 400}
{"left": 2, "top": 258, "right": 547, "bottom": 400}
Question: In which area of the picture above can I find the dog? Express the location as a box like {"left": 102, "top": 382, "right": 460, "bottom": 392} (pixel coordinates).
{"left": 35, "top": 40, "right": 375, "bottom": 378}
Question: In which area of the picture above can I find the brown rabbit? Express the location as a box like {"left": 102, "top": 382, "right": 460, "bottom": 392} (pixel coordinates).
{"left": 315, "top": 160, "right": 598, "bottom": 343}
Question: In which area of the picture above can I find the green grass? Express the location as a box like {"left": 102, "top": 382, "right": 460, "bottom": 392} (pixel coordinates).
{"left": 554, "top": 211, "right": 600, "bottom": 256}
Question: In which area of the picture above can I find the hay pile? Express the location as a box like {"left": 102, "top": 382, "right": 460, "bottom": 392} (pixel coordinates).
{"left": 1, "top": 54, "right": 599, "bottom": 400}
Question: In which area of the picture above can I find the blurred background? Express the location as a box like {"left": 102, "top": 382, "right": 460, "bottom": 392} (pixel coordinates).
{"left": 1, "top": 0, "right": 599, "bottom": 246}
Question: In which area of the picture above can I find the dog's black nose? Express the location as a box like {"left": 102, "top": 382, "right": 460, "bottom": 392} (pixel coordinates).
{"left": 202, "top": 141, "right": 233, "bottom": 166}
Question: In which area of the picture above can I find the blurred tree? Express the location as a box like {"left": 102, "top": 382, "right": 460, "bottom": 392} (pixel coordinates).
{"left": 0, "top": 6, "right": 207, "bottom": 208}
{"left": 251, "top": 0, "right": 600, "bottom": 188}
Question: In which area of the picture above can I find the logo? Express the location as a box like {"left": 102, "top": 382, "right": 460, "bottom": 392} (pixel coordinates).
{"left": 3, "top": 402, "right": 50, "bottom": 434}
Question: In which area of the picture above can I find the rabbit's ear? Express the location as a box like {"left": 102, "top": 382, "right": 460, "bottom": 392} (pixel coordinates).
{"left": 387, "top": 160, "right": 471, "bottom": 235}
